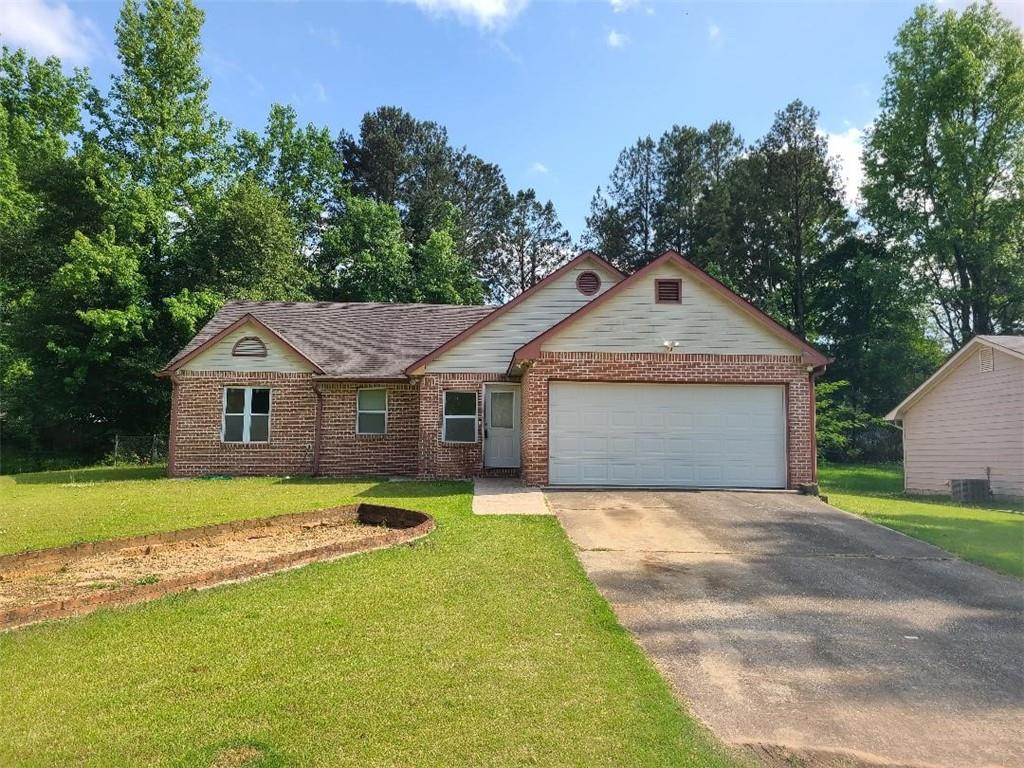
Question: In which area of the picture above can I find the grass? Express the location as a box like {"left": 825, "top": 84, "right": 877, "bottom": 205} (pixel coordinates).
{"left": 0, "top": 466, "right": 738, "bottom": 768}
{"left": 819, "top": 463, "right": 1024, "bottom": 577}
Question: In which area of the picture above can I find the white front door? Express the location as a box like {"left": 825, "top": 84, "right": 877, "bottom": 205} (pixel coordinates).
{"left": 548, "top": 382, "right": 787, "bottom": 487}
{"left": 484, "top": 384, "right": 521, "bottom": 468}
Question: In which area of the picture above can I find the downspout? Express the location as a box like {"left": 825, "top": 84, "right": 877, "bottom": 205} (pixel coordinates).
{"left": 312, "top": 382, "right": 324, "bottom": 476}
{"left": 808, "top": 362, "right": 829, "bottom": 486}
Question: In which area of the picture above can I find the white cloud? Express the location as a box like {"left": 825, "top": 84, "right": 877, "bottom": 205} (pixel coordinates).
{"left": 313, "top": 81, "right": 328, "bottom": 103}
{"left": 530, "top": 161, "right": 549, "bottom": 174}
{"left": 610, "top": 0, "right": 637, "bottom": 11}
{"left": 407, "top": 0, "right": 528, "bottom": 28}
{"left": 826, "top": 125, "right": 868, "bottom": 208}
{"left": 0, "top": 0, "right": 101, "bottom": 63}
{"left": 607, "top": 29, "right": 629, "bottom": 48}
{"left": 707, "top": 22, "right": 721, "bottom": 42}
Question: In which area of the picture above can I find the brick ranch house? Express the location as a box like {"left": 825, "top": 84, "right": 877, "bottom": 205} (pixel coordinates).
{"left": 160, "top": 249, "right": 830, "bottom": 488}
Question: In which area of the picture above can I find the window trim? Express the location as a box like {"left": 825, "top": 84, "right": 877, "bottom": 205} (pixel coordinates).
{"left": 356, "top": 387, "right": 388, "bottom": 436}
{"left": 655, "top": 278, "right": 682, "bottom": 304}
{"left": 222, "top": 386, "right": 272, "bottom": 444}
{"left": 442, "top": 390, "right": 478, "bottom": 444}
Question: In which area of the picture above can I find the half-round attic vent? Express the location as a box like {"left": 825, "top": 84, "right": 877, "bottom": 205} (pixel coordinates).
{"left": 232, "top": 336, "right": 268, "bottom": 358}
{"left": 576, "top": 270, "right": 601, "bottom": 296}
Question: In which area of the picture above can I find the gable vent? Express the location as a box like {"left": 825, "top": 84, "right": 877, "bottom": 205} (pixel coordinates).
{"left": 655, "top": 279, "right": 682, "bottom": 304}
{"left": 576, "top": 270, "right": 601, "bottom": 296}
{"left": 232, "top": 336, "right": 268, "bottom": 358}
{"left": 979, "top": 345, "right": 994, "bottom": 373}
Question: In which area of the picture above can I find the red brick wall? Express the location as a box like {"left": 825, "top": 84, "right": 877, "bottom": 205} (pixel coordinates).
{"left": 170, "top": 371, "right": 317, "bottom": 477}
{"left": 520, "top": 351, "right": 816, "bottom": 488}
{"left": 416, "top": 373, "right": 513, "bottom": 478}
{"left": 317, "top": 382, "right": 419, "bottom": 477}
{"left": 170, "top": 375, "right": 420, "bottom": 478}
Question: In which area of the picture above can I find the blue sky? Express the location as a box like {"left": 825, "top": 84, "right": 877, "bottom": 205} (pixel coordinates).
{"left": 2, "top": 0, "right": 1020, "bottom": 238}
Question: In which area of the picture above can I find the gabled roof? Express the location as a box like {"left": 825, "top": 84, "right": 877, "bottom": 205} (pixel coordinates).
{"left": 160, "top": 300, "right": 493, "bottom": 380}
{"left": 403, "top": 250, "right": 626, "bottom": 375}
{"left": 511, "top": 249, "right": 830, "bottom": 367}
{"left": 885, "top": 335, "right": 1024, "bottom": 421}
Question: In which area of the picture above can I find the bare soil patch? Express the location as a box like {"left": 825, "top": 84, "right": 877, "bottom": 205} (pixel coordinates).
{"left": 0, "top": 504, "right": 431, "bottom": 630}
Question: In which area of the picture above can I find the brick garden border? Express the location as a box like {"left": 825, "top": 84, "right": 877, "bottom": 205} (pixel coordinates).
{"left": 0, "top": 504, "right": 433, "bottom": 631}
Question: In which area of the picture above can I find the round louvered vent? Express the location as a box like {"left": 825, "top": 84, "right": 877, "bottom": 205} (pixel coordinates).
{"left": 576, "top": 271, "right": 601, "bottom": 296}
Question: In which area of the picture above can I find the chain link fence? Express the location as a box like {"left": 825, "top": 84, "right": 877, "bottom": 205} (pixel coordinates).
{"left": 111, "top": 434, "right": 168, "bottom": 466}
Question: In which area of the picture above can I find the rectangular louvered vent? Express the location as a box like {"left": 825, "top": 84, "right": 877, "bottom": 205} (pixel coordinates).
{"left": 655, "top": 279, "right": 682, "bottom": 304}
{"left": 979, "top": 346, "right": 994, "bottom": 373}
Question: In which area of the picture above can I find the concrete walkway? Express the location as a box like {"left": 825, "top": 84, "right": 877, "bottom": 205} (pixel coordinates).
{"left": 472, "top": 478, "right": 551, "bottom": 515}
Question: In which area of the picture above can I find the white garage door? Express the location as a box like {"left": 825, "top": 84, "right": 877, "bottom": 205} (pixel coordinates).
{"left": 548, "top": 382, "right": 787, "bottom": 488}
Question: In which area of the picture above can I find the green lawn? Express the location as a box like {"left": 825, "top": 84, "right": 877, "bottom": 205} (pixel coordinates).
{"left": 819, "top": 464, "right": 1024, "bottom": 577}
{"left": 0, "top": 467, "right": 738, "bottom": 768}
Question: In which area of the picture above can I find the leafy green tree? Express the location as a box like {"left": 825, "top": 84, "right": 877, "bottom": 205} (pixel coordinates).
{"left": 233, "top": 104, "right": 344, "bottom": 249}
{"left": 341, "top": 106, "right": 513, "bottom": 284}
{"left": 492, "top": 189, "right": 572, "bottom": 298}
{"left": 414, "top": 212, "right": 485, "bottom": 305}
{"left": 816, "top": 235, "right": 945, "bottom": 416}
{"left": 317, "top": 195, "right": 413, "bottom": 302}
{"left": 710, "top": 102, "right": 850, "bottom": 337}
{"left": 584, "top": 136, "right": 659, "bottom": 271}
{"left": 863, "top": 1, "right": 1024, "bottom": 347}
{"left": 97, "top": 0, "right": 228, "bottom": 267}
{"left": 9, "top": 231, "right": 162, "bottom": 448}
{"left": 169, "top": 177, "right": 309, "bottom": 302}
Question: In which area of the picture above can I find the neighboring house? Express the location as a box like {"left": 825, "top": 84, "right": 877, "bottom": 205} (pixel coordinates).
{"left": 160, "top": 250, "right": 829, "bottom": 488}
{"left": 885, "top": 335, "right": 1024, "bottom": 500}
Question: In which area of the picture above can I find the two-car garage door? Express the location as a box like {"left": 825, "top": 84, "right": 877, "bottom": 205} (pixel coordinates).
{"left": 548, "top": 382, "right": 787, "bottom": 488}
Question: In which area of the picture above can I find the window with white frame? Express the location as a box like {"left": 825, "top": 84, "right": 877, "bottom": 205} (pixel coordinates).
{"left": 443, "top": 391, "right": 477, "bottom": 443}
{"left": 357, "top": 388, "right": 387, "bottom": 435}
{"left": 223, "top": 387, "right": 271, "bottom": 443}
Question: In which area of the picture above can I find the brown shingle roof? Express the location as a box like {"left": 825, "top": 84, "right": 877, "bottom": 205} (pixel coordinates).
{"left": 163, "top": 300, "right": 494, "bottom": 379}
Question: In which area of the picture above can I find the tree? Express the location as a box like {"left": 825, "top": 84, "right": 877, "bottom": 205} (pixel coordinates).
{"left": 755, "top": 101, "right": 851, "bottom": 338}
{"left": 584, "top": 136, "right": 659, "bottom": 271}
{"left": 341, "top": 106, "right": 514, "bottom": 289}
{"left": 97, "top": 0, "right": 228, "bottom": 268}
{"left": 863, "top": 1, "right": 1024, "bottom": 347}
{"left": 492, "top": 189, "right": 572, "bottom": 299}
{"left": 8, "top": 231, "right": 162, "bottom": 448}
{"left": 317, "top": 195, "right": 413, "bottom": 302}
{"left": 233, "top": 104, "right": 344, "bottom": 250}
{"left": 816, "top": 235, "right": 945, "bottom": 415}
{"left": 415, "top": 211, "right": 485, "bottom": 305}
{"left": 169, "top": 177, "right": 309, "bottom": 302}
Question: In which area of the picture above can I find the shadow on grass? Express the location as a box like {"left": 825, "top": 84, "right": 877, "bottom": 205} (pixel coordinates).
{"left": 9, "top": 465, "right": 168, "bottom": 485}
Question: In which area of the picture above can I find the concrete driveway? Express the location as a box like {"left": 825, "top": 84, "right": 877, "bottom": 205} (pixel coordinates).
{"left": 547, "top": 490, "right": 1024, "bottom": 768}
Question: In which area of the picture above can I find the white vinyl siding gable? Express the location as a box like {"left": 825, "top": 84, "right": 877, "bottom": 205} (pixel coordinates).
{"left": 903, "top": 347, "right": 1024, "bottom": 499}
{"left": 426, "top": 262, "right": 620, "bottom": 373}
{"left": 181, "top": 323, "right": 313, "bottom": 373}
{"left": 541, "top": 262, "right": 800, "bottom": 356}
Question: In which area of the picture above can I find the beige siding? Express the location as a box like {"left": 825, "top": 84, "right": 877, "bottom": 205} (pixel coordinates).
{"left": 542, "top": 262, "right": 800, "bottom": 355}
{"left": 427, "top": 261, "right": 621, "bottom": 373}
{"left": 903, "top": 347, "right": 1024, "bottom": 498}
{"left": 181, "top": 323, "right": 314, "bottom": 373}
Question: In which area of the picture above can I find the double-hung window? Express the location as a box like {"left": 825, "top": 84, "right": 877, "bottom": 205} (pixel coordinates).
{"left": 443, "top": 391, "right": 477, "bottom": 443}
{"left": 357, "top": 388, "right": 387, "bottom": 435}
{"left": 223, "top": 387, "right": 271, "bottom": 443}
